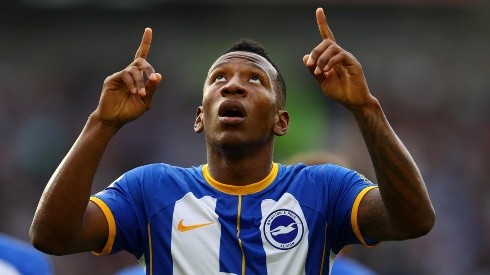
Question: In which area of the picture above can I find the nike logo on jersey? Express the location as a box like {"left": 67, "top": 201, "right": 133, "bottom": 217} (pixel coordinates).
{"left": 177, "top": 219, "right": 214, "bottom": 232}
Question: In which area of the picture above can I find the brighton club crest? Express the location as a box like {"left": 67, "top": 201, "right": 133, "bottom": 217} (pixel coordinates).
{"left": 263, "top": 209, "right": 304, "bottom": 250}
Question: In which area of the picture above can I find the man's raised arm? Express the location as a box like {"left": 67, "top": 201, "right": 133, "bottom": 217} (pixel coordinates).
{"left": 29, "top": 28, "right": 162, "bottom": 255}
{"left": 303, "top": 8, "right": 435, "bottom": 241}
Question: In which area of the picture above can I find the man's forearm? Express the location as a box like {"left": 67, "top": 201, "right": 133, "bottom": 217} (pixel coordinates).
{"left": 351, "top": 99, "right": 435, "bottom": 238}
{"left": 30, "top": 114, "right": 118, "bottom": 253}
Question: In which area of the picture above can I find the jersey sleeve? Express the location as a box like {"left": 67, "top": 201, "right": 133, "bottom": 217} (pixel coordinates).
{"left": 314, "top": 165, "right": 379, "bottom": 253}
{"left": 90, "top": 164, "right": 162, "bottom": 257}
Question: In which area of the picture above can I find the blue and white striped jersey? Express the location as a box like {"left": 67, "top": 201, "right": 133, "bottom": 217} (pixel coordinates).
{"left": 91, "top": 162, "right": 377, "bottom": 275}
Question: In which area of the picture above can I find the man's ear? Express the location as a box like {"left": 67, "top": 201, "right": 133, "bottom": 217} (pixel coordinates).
{"left": 194, "top": 106, "right": 204, "bottom": 133}
{"left": 274, "top": 110, "right": 289, "bottom": 136}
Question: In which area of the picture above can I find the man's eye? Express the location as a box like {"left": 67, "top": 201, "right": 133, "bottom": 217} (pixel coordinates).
{"left": 214, "top": 75, "right": 226, "bottom": 82}
{"left": 250, "top": 76, "right": 262, "bottom": 84}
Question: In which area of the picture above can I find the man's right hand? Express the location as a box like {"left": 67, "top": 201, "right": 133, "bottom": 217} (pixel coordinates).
{"left": 93, "top": 27, "right": 162, "bottom": 130}
{"left": 30, "top": 29, "right": 162, "bottom": 255}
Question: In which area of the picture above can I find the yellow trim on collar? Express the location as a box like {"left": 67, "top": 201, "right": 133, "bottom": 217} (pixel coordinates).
{"left": 351, "top": 186, "right": 379, "bottom": 247}
{"left": 90, "top": 197, "right": 116, "bottom": 255}
{"left": 202, "top": 163, "right": 278, "bottom": 195}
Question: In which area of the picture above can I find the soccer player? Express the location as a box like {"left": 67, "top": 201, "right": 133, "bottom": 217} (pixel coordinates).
{"left": 30, "top": 7, "right": 435, "bottom": 274}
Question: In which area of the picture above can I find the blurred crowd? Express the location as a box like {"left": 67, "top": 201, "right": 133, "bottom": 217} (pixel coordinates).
{"left": 0, "top": 3, "right": 488, "bottom": 274}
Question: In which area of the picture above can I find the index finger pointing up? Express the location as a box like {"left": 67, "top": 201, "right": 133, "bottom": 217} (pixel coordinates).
{"left": 134, "top": 27, "right": 152, "bottom": 60}
{"left": 316, "top": 8, "right": 336, "bottom": 42}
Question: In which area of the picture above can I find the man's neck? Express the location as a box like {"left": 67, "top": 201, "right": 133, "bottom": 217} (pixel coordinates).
{"left": 206, "top": 143, "right": 274, "bottom": 186}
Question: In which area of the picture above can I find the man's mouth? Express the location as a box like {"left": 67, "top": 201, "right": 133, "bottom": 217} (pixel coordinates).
{"left": 221, "top": 108, "right": 243, "bottom": 117}
{"left": 218, "top": 100, "right": 246, "bottom": 124}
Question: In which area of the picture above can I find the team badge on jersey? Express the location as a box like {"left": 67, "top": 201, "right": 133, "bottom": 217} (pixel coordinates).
{"left": 263, "top": 209, "right": 304, "bottom": 250}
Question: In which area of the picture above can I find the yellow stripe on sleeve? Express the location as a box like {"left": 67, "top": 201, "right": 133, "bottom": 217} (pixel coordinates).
{"left": 89, "top": 197, "right": 116, "bottom": 255}
{"left": 350, "top": 186, "right": 379, "bottom": 247}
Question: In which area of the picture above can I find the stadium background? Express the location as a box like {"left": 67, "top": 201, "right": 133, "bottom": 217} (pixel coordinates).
{"left": 0, "top": 0, "right": 488, "bottom": 274}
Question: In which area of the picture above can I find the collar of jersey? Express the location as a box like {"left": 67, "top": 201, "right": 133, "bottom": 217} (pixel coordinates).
{"left": 202, "top": 163, "right": 278, "bottom": 195}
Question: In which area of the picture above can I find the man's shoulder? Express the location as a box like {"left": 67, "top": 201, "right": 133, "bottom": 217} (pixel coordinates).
{"left": 127, "top": 163, "right": 204, "bottom": 178}
{"left": 278, "top": 162, "right": 351, "bottom": 177}
{"left": 107, "top": 163, "right": 206, "bottom": 196}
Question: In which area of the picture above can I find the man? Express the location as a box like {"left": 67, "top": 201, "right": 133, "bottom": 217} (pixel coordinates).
{"left": 30, "top": 7, "right": 435, "bottom": 274}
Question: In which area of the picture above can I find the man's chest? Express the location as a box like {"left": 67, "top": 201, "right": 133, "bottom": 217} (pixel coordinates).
{"left": 149, "top": 191, "right": 318, "bottom": 274}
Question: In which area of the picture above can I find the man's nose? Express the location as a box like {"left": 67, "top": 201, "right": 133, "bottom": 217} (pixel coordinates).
{"left": 220, "top": 76, "right": 247, "bottom": 97}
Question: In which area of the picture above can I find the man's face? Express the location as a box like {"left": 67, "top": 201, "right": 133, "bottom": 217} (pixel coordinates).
{"left": 194, "top": 51, "right": 288, "bottom": 149}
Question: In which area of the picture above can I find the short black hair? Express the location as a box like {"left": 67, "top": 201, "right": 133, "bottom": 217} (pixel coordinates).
{"left": 225, "top": 39, "right": 286, "bottom": 108}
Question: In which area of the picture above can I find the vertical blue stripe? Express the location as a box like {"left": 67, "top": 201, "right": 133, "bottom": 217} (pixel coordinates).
{"left": 302, "top": 206, "right": 326, "bottom": 275}
{"left": 215, "top": 195, "right": 268, "bottom": 275}
{"left": 240, "top": 196, "right": 268, "bottom": 274}
{"left": 216, "top": 196, "right": 242, "bottom": 274}
{"left": 148, "top": 205, "right": 175, "bottom": 273}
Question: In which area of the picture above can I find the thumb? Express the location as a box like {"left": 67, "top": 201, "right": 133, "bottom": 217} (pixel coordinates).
{"left": 302, "top": 54, "right": 309, "bottom": 66}
{"left": 303, "top": 54, "right": 316, "bottom": 75}
{"left": 146, "top": 73, "right": 162, "bottom": 93}
{"left": 303, "top": 54, "right": 325, "bottom": 84}
{"left": 142, "top": 73, "right": 162, "bottom": 106}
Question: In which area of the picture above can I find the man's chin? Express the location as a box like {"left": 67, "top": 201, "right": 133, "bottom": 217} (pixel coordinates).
{"left": 214, "top": 141, "right": 245, "bottom": 151}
